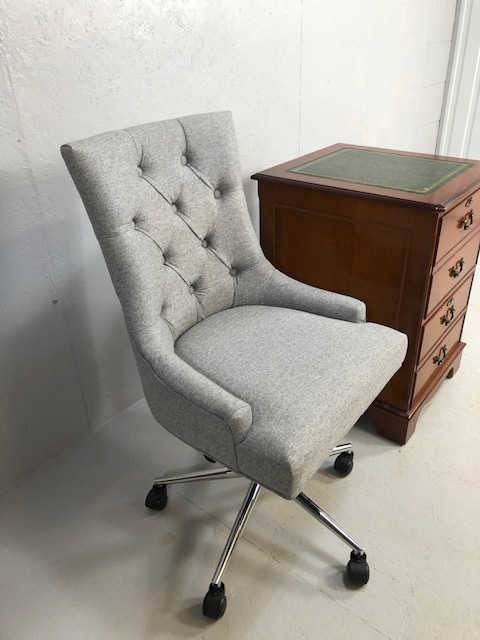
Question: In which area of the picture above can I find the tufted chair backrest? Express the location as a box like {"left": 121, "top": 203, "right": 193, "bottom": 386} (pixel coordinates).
{"left": 61, "top": 112, "right": 269, "bottom": 343}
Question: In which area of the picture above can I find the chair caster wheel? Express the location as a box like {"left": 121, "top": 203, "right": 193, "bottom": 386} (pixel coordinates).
{"left": 204, "top": 455, "right": 216, "bottom": 463}
{"left": 334, "top": 451, "right": 354, "bottom": 476}
{"left": 145, "top": 484, "right": 168, "bottom": 511}
{"left": 346, "top": 551, "right": 370, "bottom": 586}
{"left": 203, "top": 582, "right": 227, "bottom": 620}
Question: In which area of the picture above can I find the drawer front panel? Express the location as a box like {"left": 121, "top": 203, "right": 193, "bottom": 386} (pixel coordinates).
{"left": 427, "top": 231, "right": 480, "bottom": 316}
{"left": 419, "top": 273, "right": 474, "bottom": 364}
{"left": 435, "top": 190, "right": 479, "bottom": 264}
{"left": 413, "top": 318, "right": 464, "bottom": 400}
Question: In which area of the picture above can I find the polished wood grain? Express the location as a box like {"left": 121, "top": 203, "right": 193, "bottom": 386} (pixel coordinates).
{"left": 435, "top": 191, "right": 479, "bottom": 262}
{"left": 418, "top": 273, "right": 474, "bottom": 363}
{"left": 254, "top": 143, "right": 480, "bottom": 211}
{"left": 413, "top": 314, "right": 466, "bottom": 400}
{"left": 427, "top": 231, "right": 480, "bottom": 316}
{"left": 253, "top": 144, "right": 480, "bottom": 444}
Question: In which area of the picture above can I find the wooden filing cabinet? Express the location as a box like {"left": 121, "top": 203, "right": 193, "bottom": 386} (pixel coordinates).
{"left": 253, "top": 144, "right": 480, "bottom": 444}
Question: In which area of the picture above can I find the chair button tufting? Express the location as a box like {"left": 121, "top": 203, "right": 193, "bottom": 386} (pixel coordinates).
{"left": 202, "top": 239, "right": 208, "bottom": 248}
{"left": 136, "top": 166, "right": 143, "bottom": 176}
{"left": 188, "top": 285, "right": 195, "bottom": 294}
{"left": 181, "top": 155, "right": 188, "bottom": 165}
{"left": 214, "top": 189, "right": 222, "bottom": 199}
{"left": 171, "top": 203, "right": 178, "bottom": 213}
{"left": 229, "top": 268, "right": 237, "bottom": 276}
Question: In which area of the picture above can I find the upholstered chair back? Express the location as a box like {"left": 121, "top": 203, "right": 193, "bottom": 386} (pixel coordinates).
{"left": 61, "top": 112, "right": 271, "bottom": 343}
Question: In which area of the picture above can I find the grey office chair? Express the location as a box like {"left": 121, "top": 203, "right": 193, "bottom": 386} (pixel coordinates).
{"left": 61, "top": 111, "right": 407, "bottom": 620}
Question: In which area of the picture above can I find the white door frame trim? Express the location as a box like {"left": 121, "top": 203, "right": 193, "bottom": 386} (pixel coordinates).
{"left": 437, "top": 0, "right": 480, "bottom": 157}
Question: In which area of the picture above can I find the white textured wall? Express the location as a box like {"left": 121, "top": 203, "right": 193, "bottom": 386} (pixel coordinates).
{"left": 0, "top": 0, "right": 457, "bottom": 493}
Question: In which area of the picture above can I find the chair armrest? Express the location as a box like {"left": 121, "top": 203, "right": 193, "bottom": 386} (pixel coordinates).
{"left": 149, "top": 351, "right": 253, "bottom": 444}
{"left": 130, "top": 322, "right": 252, "bottom": 468}
{"left": 261, "top": 269, "right": 366, "bottom": 323}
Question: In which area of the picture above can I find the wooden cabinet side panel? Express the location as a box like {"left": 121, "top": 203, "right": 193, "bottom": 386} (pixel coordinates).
{"left": 258, "top": 182, "right": 438, "bottom": 411}
{"left": 274, "top": 205, "right": 411, "bottom": 327}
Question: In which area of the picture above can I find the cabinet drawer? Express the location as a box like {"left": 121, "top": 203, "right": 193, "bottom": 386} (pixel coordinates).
{"left": 419, "top": 273, "right": 474, "bottom": 364}
{"left": 435, "top": 190, "right": 479, "bottom": 264}
{"left": 427, "top": 231, "right": 480, "bottom": 316}
{"left": 413, "top": 317, "right": 465, "bottom": 400}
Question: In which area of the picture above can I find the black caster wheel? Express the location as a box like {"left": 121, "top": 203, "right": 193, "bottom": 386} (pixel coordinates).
{"left": 334, "top": 451, "right": 354, "bottom": 476}
{"left": 202, "top": 582, "right": 227, "bottom": 620}
{"left": 346, "top": 551, "right": 370, "bottom": 586}
{"left": 145, "top": 484, "right": 168, "bottom": 511}
{"left": 204, "top": 455, "right": 216, "bottom": 463}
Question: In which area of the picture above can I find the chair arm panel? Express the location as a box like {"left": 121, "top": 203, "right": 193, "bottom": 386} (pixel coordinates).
{"left": 130, "top": 325, "right": 252, "bottom": 469}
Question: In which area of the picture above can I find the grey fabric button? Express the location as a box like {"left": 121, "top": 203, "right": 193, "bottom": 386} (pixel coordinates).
{"left": 136, "top": 166, "right": 143, "bottom": 176}
{"left": 181, "top": 155, "right": 188, "bottom": 165}
{"left": 229, "top": 268, "right": 237, "bottom": 276}
{"left": 188, "top": 285, "right": 195, "bottom": 294}
{"left": 171, "top": 203, "right": 178, "bottom": 213}
{"left": 202, "top": 239, "right": 208, "bottom": 248}
{"left": 214, "top": 189, "right": 222, "bottom": 199}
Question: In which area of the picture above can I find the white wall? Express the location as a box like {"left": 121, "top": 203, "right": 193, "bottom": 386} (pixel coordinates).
{"left": 0, "top": 0, "right": 457, "bottom": 494}
{"left": 300, "top": 0, "right": 457, "bottom": 155}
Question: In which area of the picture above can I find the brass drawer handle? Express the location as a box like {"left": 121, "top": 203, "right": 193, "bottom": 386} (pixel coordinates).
{"left": 441, "top": 305, "right": 455, "bottom": 326}
{"left": 465, "top": 197, "right": 473, "bottom": 207}
{"left": 433, "top": 345, "right": 447, "bottom": 366}
{"left": 459, "top": 210, "right": 475, "bottom": 230}
{"left": 450, "top": 257, "right": 464, "bottom": 278}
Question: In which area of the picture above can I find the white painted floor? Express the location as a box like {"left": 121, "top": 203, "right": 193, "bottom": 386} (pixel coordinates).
{"left": 1, "top": 287, "right": 479, "bottom": 639}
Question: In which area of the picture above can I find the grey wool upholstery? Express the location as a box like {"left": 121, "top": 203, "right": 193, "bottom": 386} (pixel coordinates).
{"left": 61, "top": 111, "right": 408, "bottom": 500}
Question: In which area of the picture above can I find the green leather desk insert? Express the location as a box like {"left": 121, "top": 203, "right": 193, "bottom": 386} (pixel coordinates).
{"left": 288, "top": 147, "right": 473, "bottom": 195}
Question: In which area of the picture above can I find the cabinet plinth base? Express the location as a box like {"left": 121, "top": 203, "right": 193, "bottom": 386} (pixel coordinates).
{"left": 369, "top": 343, "right": 465, "bottom": 445}
{"left": 368, "top": 404, "right": 419, "bottom": 445}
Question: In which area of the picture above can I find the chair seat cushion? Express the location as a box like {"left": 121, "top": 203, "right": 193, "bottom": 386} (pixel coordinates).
{"left": 175, "top": 305, "right": 407, "bottom": 499}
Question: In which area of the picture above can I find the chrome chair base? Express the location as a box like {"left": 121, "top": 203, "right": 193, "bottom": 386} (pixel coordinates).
{"left": 153, "top": 466, "right": 240, "bottom": 485}
{"left": 147, "top": 443, "right": 369, "bottom": 620}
